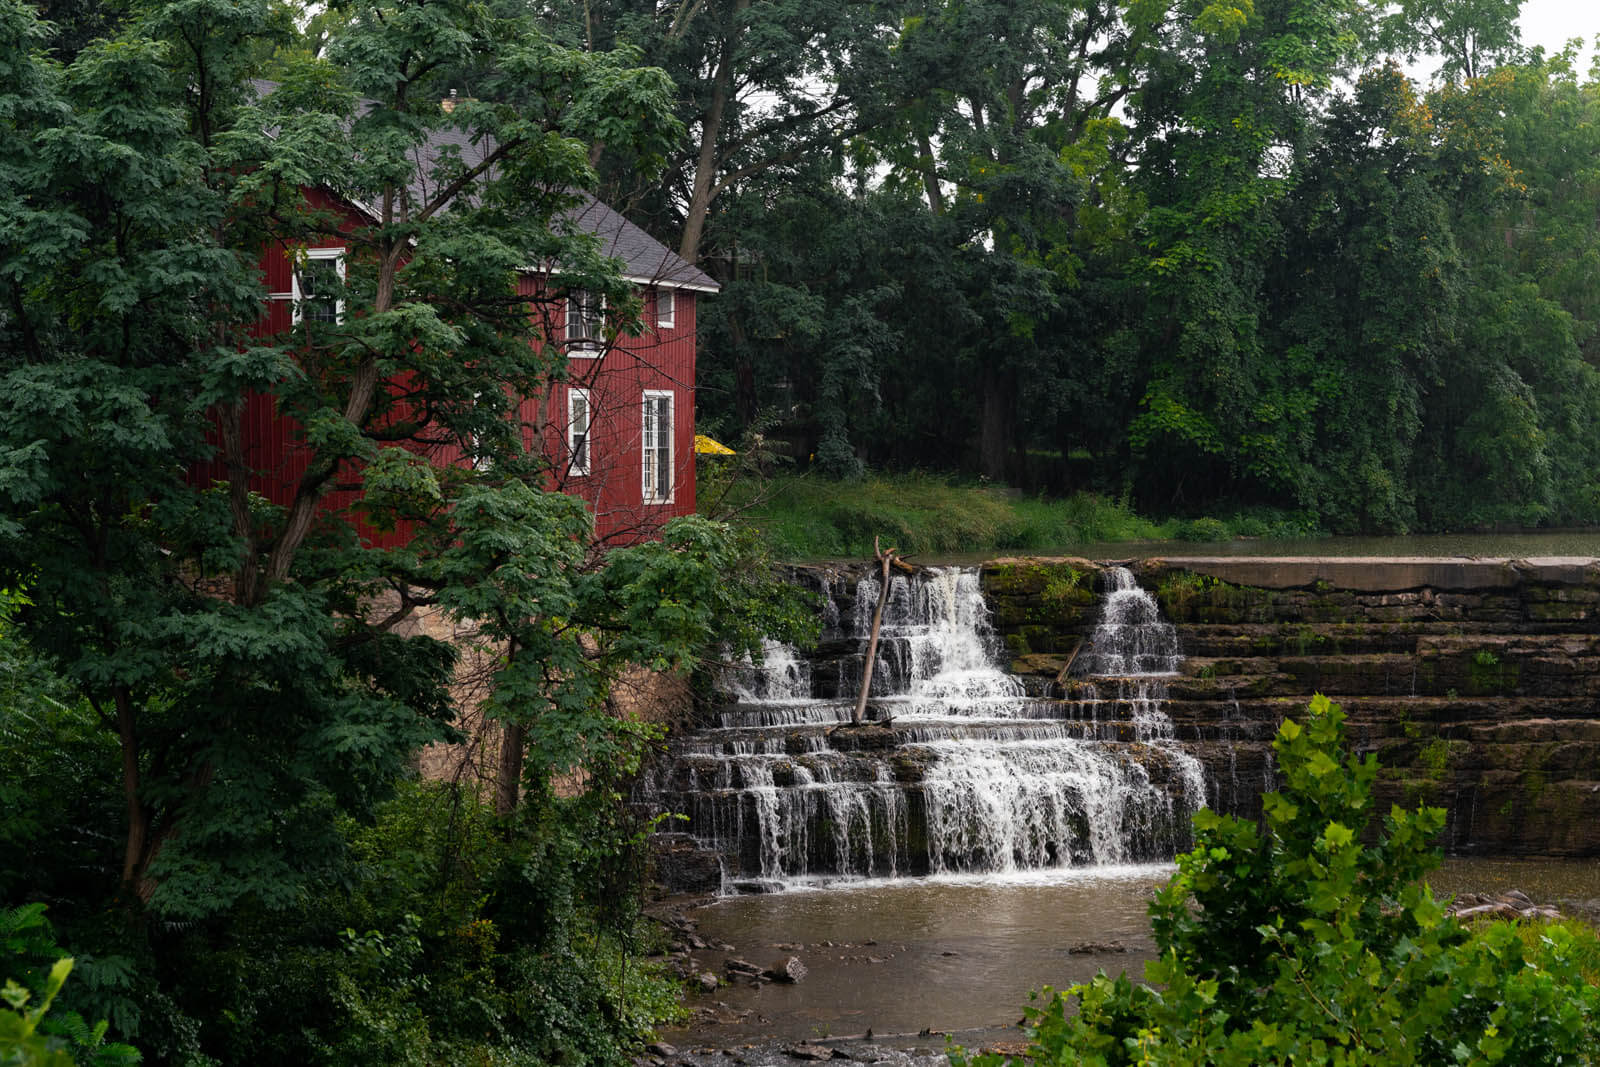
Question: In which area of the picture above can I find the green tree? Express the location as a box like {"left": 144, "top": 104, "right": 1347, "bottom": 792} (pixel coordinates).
{"left": 1379, "top": 0, "right": 1523, "bottom": 82}
{"left": 1121, "top": 0, "right": 1370, "bottom": 514}
{"left": 0, "top": 0, "right": 797, "bottom": 918}
{"left": 2, "top": 0, "right": 814, "bottom": 1057}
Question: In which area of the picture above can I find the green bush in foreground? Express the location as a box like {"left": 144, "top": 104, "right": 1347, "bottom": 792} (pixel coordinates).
{"left": 957, "top": 695, "right": 1600, "bottom": 1066}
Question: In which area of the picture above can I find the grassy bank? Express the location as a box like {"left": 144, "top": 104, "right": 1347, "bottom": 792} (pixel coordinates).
{"left": 715, "top": 471, "right": 1318, "bottom": 560}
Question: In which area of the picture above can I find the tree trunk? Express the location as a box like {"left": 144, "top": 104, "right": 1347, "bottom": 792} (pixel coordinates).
{"left": 496, "top": 720, "right": 526, "bottom": 817}
{"left": 916, "top": 127, "right": 943, "bottom": 216}
{"left": 116, "top": 687, "right": 150, "bottom": 900}
{"left": 979, "top": 365, "right": 1015, "bottom": 484}
{"left": 728, "top": 310, "right": 757, "bottom": 426}
{"left": 851, "top": 543, "right": 895, "bottom": 727}
{"left": 219, "top": 400, "right": 260, "bottom": 605}
{"left": 678, "top": 0, "right": 748, "bottom": 264}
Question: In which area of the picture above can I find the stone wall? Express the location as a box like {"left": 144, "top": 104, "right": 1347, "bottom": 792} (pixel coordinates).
{"left": 980, "top": 556, "right": 1600, "bottom": 858}
{"left": 392, "top": 597, "right": 693, "bottom": 796}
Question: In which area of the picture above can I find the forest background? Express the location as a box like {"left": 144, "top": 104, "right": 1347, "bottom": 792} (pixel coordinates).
{"left": 6, "top": 0, "right": 1600, "bottom": 1065}
{"left": 556, "top": 0, "right": 1600, "bottom": 536}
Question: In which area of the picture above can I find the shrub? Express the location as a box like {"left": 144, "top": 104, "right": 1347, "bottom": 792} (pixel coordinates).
{"left": 1, "top": 905, "right": 140, "bottom": 1066}
{"left": 166, "top": 780, "right": 683, "bottom": 1067}
{"left": 956, "top": 695, "right": 1600, "bottom": 1066}
{"left": 1173, "top": 517, "right": 1230, "bottom": 542}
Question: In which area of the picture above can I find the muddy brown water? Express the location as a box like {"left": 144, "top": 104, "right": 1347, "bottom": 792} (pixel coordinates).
{"left": 659, "top": 857, "right": 1600, "bottom": 1061}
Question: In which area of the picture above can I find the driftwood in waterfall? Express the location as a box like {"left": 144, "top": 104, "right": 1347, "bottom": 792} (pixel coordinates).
{"left": 1054, "top": 639, "right": 1084, "bottom": 689}
{"left": 851, "top": 537, "right": 903, "bottom": 727}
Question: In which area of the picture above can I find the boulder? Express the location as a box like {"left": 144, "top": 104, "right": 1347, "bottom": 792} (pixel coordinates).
{"left": 766, "top": 955, "right": 808, "bottom": 983}
{"left": 650, "top": 833, "right": 723, "bottom": 895}
{"left": 724, "top": 958, "right": 764, "bottom": 978}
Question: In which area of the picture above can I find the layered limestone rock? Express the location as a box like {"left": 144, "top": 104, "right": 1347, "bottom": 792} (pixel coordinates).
{"left": 981, "top": 556, "right": 1600, "bottom": 858}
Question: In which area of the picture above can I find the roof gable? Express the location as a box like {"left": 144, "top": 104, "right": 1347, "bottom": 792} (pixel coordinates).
{"left": 250, "top": 78, "right": 717, "bottom": 293}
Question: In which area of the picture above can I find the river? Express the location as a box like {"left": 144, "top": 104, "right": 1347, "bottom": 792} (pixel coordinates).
{"left": 657, "top": 857, "right": 1600, "bottom": 1063}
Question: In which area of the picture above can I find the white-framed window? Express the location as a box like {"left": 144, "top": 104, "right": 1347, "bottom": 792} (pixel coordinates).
{"left": 566, "top": 289, "right": 604, "bottom": 354}
{"left": 656, "top": 287, "right": 675, "bottom": 329}
{"left": 292, "top": 247, "right": 346, "bottom": 325}
{"left": 468, "top": 391, "right": 491, "bottom": 472}
{"left": 642, "top": 390, "right": 673, "bottom": 504}
{"left": 568, "top": 387, "right": 591, "bottom": 476}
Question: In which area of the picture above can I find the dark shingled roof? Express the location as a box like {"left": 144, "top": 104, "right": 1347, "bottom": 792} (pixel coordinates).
{"left": 250, "top": 79, "right": 717, "bottom": 292}
{"left": 564, "top": 194, "right": 718, "bottom": 292}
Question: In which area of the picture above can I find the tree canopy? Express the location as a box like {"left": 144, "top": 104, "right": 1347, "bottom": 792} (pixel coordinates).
{"left": 559, "top": 0, "right": 1600, "bottom": 533}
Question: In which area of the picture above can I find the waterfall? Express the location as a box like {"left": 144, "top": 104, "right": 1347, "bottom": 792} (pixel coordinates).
{"left": 1073, "top": 567, "right": 1209, "bottom": 811}
{"left": 721, "top": 638, "right": 812, "bottom": 704}
{"left": 1077, "top": 566, "right": 1181, "bottom": 676}
{"left": 639, "top": 565, "right": 1206, "bottom": 888}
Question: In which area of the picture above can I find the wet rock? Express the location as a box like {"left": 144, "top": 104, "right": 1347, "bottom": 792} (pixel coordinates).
{"left": 731, "top": 879, "right": 784, "bottom": 895}
{"left": 784, "top": 1043, "right": 836, "bottom": 1061}
{"left": 646, "top": 1042, "right": 678, "bottom": 1058}
{"left": 766, "top": 956, "right": 808, "bottom": 983}
{"left": 696, "top": 972, "right": 720, "bottom": 993}
{"left": 1447, "top": 887, "right": 1567, "bottom": 922}
{"left": 1067, "top": 940, "right": 1128, "bottom": 954}
{"left": 652, "top": 834, "right": 724, "bottom": 895}
{"left": 725, "top": 958, "right": 764, "bottom": 978}
{"left": 828, "top": 723, "right": 898, "bottom": 751}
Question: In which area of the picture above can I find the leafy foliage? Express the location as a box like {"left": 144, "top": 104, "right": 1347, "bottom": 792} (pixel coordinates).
{"left": 1, "top": 906, "right": 140, "bottom": 1066}
{"left": 955, "top": 695, "right": 1600, "bottom": 1065}
{"left": 160, "top": 781, "right": 683, "bottom": 1066}
{"left": 529, "top": 0, "right": 1600, "bottom": 535}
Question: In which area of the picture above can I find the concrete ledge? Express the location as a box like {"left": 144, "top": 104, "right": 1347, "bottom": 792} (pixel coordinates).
{"left": 1145, "top": 557, "right": 1600, "bottom": 593}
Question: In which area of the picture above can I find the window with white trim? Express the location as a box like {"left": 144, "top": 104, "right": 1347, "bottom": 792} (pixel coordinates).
{"left": 566, "top": 289, "right": 604, "bottom": 353}
{"left": 568, "top": 387, "right": 591, "bottom": 476}
{"left": 292, "top": 247, "right": 346, "bottom": 325}
{"left": 656, "top": 288, "right": 675, "bottom": 329}
{"left": 468, "top": 391, "right": 491, "bottom": 472}
{"left": 642, "top": 390, "right": 673, "bottom": 503}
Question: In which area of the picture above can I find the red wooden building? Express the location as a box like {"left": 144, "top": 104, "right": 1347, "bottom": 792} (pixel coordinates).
{"left": 199, "top": 102, "right": 717, "bottom": 548}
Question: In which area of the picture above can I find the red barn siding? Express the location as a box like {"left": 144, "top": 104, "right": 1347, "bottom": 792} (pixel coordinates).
{"left": 195, "top": 188, "right": 701, "bottom": 552}
{"left": 547, "top": 285, "right": 699, "bottom": 544}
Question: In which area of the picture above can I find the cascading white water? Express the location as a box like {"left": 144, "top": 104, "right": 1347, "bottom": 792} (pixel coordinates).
{"left": 721, "top": 638, "right": 812, "bottom": 704}
{"left": 1077, "top": 567, "right": 1181, "bottom": 676}
{"left": 1074, "top": 567, "right": 1209, "bottom": 810}
{"left": 852, "top": 567, "right": 1026, "bottom": 713}
{"left": 640, "top": 565, "right": 1207, "bottom": 887}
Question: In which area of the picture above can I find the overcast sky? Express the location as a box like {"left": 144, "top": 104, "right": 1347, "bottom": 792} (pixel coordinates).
{"left": 1518, "top": 0, "right": 1599, "bottom": 71}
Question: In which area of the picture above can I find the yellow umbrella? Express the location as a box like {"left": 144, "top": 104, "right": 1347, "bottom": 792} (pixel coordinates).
{"left": 694, "top": 434, "right": 736, "bottom": 456}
